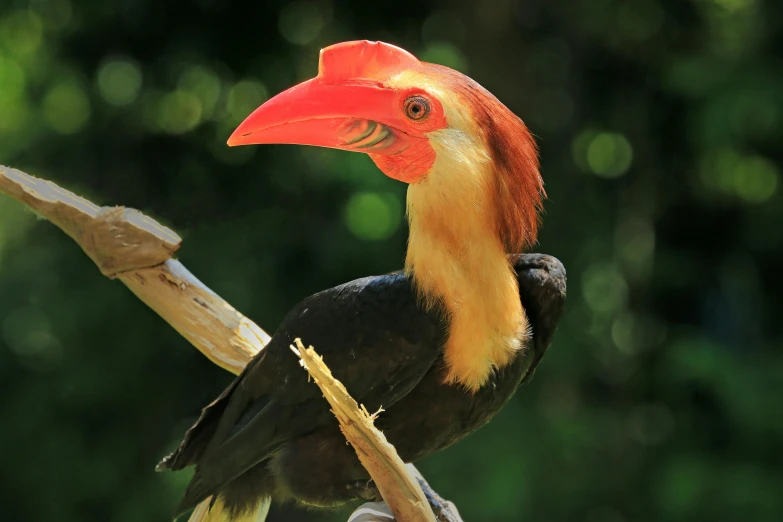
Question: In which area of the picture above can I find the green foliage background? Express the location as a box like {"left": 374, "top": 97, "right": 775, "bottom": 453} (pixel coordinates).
{"left": 1, "top": 0, "right": 781, "bottom": 521}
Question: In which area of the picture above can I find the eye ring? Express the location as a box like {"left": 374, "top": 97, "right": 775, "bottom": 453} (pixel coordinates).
{"left": 403, "top": 95, "right": 431, "bottom": 121}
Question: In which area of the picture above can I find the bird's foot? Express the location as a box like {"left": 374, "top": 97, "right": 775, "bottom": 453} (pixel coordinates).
{"left": 345, "top": 479, "right": 382, "bottom": 502}
{"left": 417, "top": 477, "right": 463, "bottom": 522}
{"left": 345, "top": 470, "right": 464, "bottom": 522}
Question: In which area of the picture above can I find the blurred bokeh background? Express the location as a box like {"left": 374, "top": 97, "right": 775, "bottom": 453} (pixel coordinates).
{"left": 1, "top": 0, "right": 782, "bottom": 521}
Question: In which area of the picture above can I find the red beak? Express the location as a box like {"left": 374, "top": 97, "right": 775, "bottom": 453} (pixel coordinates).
{"left": 226, "top": 40, "right": 443, "bottom": 183}
{"left": 227, "top": 77, "right": 417, "bottom": 156}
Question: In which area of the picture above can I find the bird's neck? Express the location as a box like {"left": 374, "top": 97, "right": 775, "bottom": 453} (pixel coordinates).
{"left": 405, "top": 156, "right": 528, "bottom": 392}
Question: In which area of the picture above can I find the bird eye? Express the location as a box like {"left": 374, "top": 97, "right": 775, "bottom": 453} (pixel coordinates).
{"left": 403, "top": 95, "right": 430, "bottom": 121}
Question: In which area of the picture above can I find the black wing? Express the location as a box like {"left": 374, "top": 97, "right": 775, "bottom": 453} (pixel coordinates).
{"left": 513, "top": 254, "right": 567, "bottom": 385}
{"left": 160, "top": 272, "right": 446, "bottom": 510}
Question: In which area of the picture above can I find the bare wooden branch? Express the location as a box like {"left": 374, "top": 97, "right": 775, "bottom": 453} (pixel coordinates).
{"left": 0, "top": 164, "right": 456, "bottom": 522}
{"left": 0, "top": 165, "right": 268, "bottom": 374}
{"left": 292, "top": 339, "right": 437, "bottom": 522}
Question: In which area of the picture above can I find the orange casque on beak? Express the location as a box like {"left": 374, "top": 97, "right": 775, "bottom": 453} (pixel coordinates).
{"left": 227, "top": 41, "right": 446, "bottom": 182}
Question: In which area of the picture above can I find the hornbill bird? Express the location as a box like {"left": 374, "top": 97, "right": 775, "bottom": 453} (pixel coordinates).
{"left": 158, "top": 41, "right": 567, "bottom": 521}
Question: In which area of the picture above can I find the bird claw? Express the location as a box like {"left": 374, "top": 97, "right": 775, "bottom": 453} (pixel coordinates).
{"left": 416, "top": 477, "right": 463, "bottom": 522}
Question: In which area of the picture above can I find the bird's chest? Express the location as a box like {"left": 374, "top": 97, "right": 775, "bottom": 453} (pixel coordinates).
{"left": 377, "top": 345, "right": 533, "bottom": 462}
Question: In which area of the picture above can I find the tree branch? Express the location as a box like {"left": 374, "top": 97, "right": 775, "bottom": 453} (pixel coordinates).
{"left": 292, "top": 339, "right": 436, "bottom": 522}
{"left": 0, "top": 165, "right": 266, "bottom": 374}
{"left": 0, "top": 164, "right": 455, "bottom": 522}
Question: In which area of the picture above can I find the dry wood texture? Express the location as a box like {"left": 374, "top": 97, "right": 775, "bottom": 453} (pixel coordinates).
{"left": 292, "top": 340, "right": 436, "bottom": 522}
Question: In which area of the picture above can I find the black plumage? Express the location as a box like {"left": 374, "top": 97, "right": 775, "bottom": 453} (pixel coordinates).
{"left": 158, "top": 253, "right": 566, "bottom": 518}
